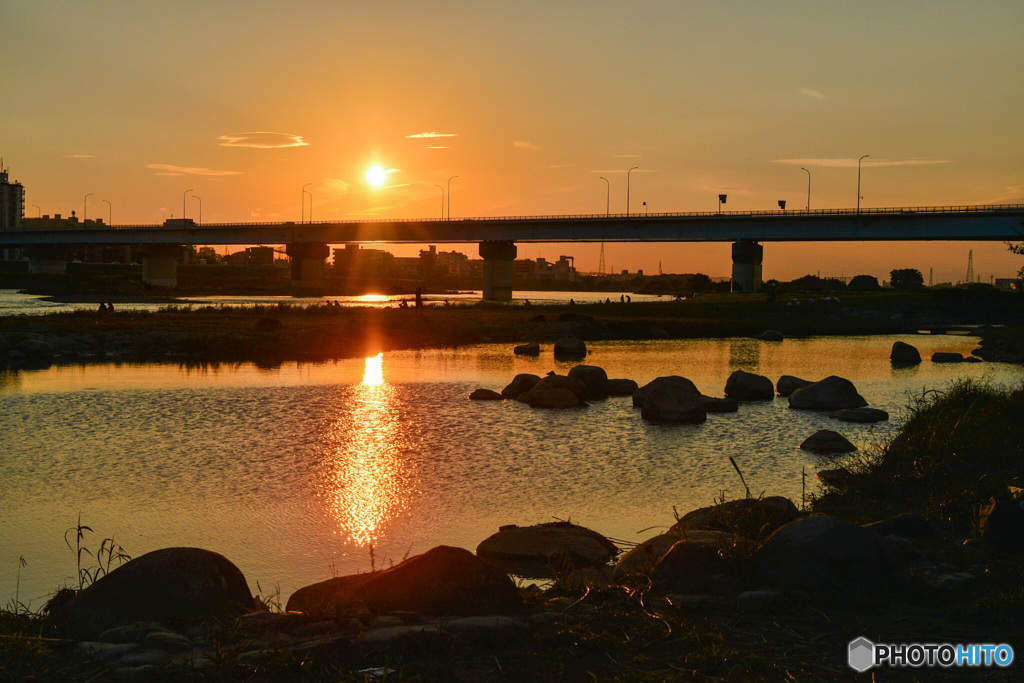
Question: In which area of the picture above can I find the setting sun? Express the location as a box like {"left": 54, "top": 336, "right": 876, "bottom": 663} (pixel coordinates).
{"left": 366, "top": 166, "right": 387, "bottom": 186}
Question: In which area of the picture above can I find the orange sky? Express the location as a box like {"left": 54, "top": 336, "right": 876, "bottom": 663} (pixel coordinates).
{"left": 2, "top": 1, "right": 1022, "bottom": 282}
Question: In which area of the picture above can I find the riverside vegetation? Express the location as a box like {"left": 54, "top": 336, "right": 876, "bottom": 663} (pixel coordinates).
{"left": 1, "top": 380, "right": 1023, "bottom": 681}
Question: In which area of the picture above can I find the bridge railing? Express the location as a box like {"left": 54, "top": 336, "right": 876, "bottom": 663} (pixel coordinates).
{"left": 14, "top": 203, "right": 1024, "bottom": 231}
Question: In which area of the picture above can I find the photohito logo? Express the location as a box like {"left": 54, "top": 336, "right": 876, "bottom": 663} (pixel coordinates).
{"left": 848, "top": 637, "right": 1014, "bottom": 672}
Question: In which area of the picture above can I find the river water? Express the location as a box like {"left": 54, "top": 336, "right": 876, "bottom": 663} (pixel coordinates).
{"left": 1, "top": 334, "right": 1021, "bottom": 609}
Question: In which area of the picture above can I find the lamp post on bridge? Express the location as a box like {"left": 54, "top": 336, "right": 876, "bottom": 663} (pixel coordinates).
{"left": 183, "top": 189, "right": 193, "bottom": 222}
{"left": 32, "top": 204, "right": 40, "bottom": 218}
{"left": 857, "top": 154, "right": 869, "bottom": 213}
{"left": 718, "top": 194, "right": 727, "bottom": 214}
{"left": 626, "top": 166, "right": 638, "bottom": 216}
{"left": 434, "top": 184, "right": 444, "bottom": 219}
{"left": 800, "top": 168, "right": 810, "bottom": 212}
{"left": 447, "top": 176, "right": 458, "bottom": 220}
{"left": 83, "top": 193, "right": 94, "bottom": 223}
{"left": 193, "top": 195, "right": 202, "bottom": 226}
{"left": 599, "top": 176, "right": 609, "bottom": 216}
{"left": 102, "top": 199, "right": 111, "bottom": 225}
{"left": 302, "top": 183, "right": 312, "bottom": 223}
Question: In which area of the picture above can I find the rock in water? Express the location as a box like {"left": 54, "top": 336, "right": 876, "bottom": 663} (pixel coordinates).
{"left": 632, "top": 376, "right": 700, "bottom": 407}
{"left": 932, "top": 352, "right": 964, "bottom": 363}
{"left": 890, "top": 341, "right": 922, "bottom": 367}
{"left": 469, "top": 388, "right": 504, "bottom": 401}
{"left": 800, "top": 429, "right": 857, "bottom": 453}
{"left": 476, "top": 521, "right": 617, "bottom": 568}
{"left": 567, "top": 365, "right": 610, "bottom": 400}
{"left": 52, "top": 547, "right": 254, "bottom": 640}
{"left": 724, "top": 370, "right": 775, "bottom": 400}
{"left": 788, "top": 375, "right": 868, "bottom": 410}
{"left": 513, "top": 342, "right": 540, "bottom": 356}
{"left": 670, "top": 497, "right": 800, "bottom": 539}
{"left": 831, "top": 407, "right": 889, "bottom": 423}
{"left": 501, "top": 373, "right": 541, "bottom": 398}
{"left": 606, "top": 378, "right": 639, "bottom": 396}
{"left": 641, "top": 385, "right": 707, "bottom": 423}
{"left": 776, "top": 375, "right": 813, "bottom": 397}
{"left": 553, "top": 337, "right": 587, "bottom": 360}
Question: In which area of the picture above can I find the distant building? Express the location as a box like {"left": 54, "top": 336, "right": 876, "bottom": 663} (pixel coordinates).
{"left": 333, "top": 244, "right": 395, "bottom": 276}
{"left": 995, "top": 277, "right": 1022, "bottom": 291}
{"left": 1, "top": 166, "right": 25, "bottom": 260}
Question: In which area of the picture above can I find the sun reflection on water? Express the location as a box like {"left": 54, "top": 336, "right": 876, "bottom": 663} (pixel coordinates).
{"left": 318, "top": 354, "right": 409, "bottom": 546}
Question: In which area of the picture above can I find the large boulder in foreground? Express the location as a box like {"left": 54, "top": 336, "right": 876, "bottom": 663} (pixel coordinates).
{"left": 476, "top": 521, "right": 617, "bottom": 569}
{"left": 553, "top": 337, "right": 587, "bottom": 360}
{"left": 752, "top": 515, "right": 909, "bottom": 591}
{"left": 799, "top": 429, "right": 857, "bottom": 453}
{"left": 51, "top": 548, "right": 254, "bottom": 639}
{"left": 501, "top": 373, "right": 541, "bottom": 398}
{"left": 286, "top": 572, "right": 373, "bottom": 614}
{"left": 932, "top": 352, "right": 964, "bottom": 363}
{"left": 633, "top": 376, "right": 700, "bottom": 408}
{"left": 614, "top": 530, "right": 730, "bottom": 580}
{"left": 724, "top": 370, "right": 774, "bottom": 400}
{"left": 890, "top": 341, "right": 922, "bottom": 367}
{"left": 788, "top": 375, "right": 867, "bottom": 411}
{"left": 671, "top": 496, "right": 800, "bottom": 539}
{"left": 650, "top": 538, "right": 732, "bottom": 595}
{"left": 641, "top": 385, "right": 706, "bottom": 424}
{"left": 776, "top": 375, "right": 813, "bottom": 397}
{"left": 567, "top": 365, "right": 610, "bottom": 400}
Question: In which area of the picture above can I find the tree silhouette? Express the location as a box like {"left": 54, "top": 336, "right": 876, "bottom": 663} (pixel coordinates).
{"left": 889, "top": 268, "right": 924, "bottom": 291}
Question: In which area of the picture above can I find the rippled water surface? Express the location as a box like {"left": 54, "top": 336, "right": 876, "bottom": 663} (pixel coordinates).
{"left": 2, "top": 335, "right": 1020, "bottom": 606}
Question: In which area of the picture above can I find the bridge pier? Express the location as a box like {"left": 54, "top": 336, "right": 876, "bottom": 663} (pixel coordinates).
{"left": 141, "top": 245, "right": 182, "bottom": 287}
{"left": 479, "top": 241, "right": 517, "bottom": 301}
{"left": 25, "top": 246, "right": 72, "bottom": 274}
{"left": 731, "top": 240, "right": 763, "bottom": 293}
{"left": 286, "top": 242, "right": 330, "bottom": 292}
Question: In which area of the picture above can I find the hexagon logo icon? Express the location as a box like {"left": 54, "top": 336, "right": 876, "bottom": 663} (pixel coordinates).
{"left": 848, "top": 637, "right": 875, "bottom": 672}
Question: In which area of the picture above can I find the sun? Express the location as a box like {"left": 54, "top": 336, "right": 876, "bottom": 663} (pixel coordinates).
{"left": 366, "top": 165, "right": 387, "bottom": 186}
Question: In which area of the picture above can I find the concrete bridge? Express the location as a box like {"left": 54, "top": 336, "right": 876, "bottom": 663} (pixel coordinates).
{"left": 2, "top": 204, "right": 1021, "bottom": 298}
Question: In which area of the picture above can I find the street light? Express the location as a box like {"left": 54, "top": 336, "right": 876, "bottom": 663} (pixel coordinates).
{"left": 84, "top": 193, "right": 94, "bottom": 222}
{"left": 193, "top": 195, "right": 202, "bottom": 226}
{"left": 32, "top": 204, "right": 40, "bottom": 217}
{"left": 102, "top": 199, "right": 111, "bottom": 225}
{"left": 857, "top": 154, "right": 870, "bottom": 213}
{"left": 778, "top": 200, "right": 786, "bottom": 212}
{"left": 434, "top": 184, "right": 444, "bottom": 219}
{"left": 447, "top": 176, "right": 458, "bottom": 220}
{"left": 643, "top": 201, "right": 648, "bottom": 216}
{"left": 800, "top": 168, "right": 811, "bottom": 212}
{"left": 626, "top": 166, "right": 638, "bottom": 216}
{"left": 599, "top": 176, "right": 610, "bottom": 216}
{"left": 302, "top": 183, "right": 312, "bottom": 223}
{"left": 183, "top": 189, "right": 193, "bottom": 221}
{"left": 718, "top": 194, "right": 727, "bottom": 214}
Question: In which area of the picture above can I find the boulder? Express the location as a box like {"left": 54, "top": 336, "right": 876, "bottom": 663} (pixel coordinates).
{"left": 606, "top": 378, "right": 639, "bottom": 396}
{"left": 566, "top": 365, "right": 610, "bottom": 400}
{"left": 286, "top": 572, "right": 373, "bottom": 614}
{"left": 864, "top": 513, "right": 935, "bottom": 540}
{"left": 469, "top": 388, "right": 504, "bottom": 401}
{"left": 751, "top": 515, "right": 910, "bottom": 591}
{"left": 11, "top": 338, "right": 55, "bottom": 360}
{"left": 724, "top": 370, "right": 774, "bottom": 400}
{"left": 650, "top": 539, "right": 732, "bottom": 595}
{"left": 553, "top": 337, "right": 587, "bottom": 360}
{"left": 788, "top": 375, "right": 867, "bottom": 411}
{"left": 670, "top": 497, "right": 800, "bottom": 539}
{"left": 501, "top": 373, "right": 541, "bottom": 398}
{"left": 932, "top": 352, "right": 964, "bottom": 363}
{"left": 50, "top": 548, "right": 254, "bottom": 640}
{"left": 358, "top": 546, "right": 523, "bottom": 615}
{"left": 890, "top": 341, "right": 922, "bottom": 367}
{"left": 641, "top": 385, "right": 706, "bottom": 424}
{"left": 830, "top": 407, "right": 889, "bottom": 423}
{"left": 700, "top": 395, "right": 739, "bottom": 413}
{"left": 519, "top": 387, "right": 580, "bottom": 409}
{"left": 800, "top": 430, "right": 857, "bottom": 453}
{"left": 476, "top": 521, "right": 617, "bottom": 569}
{"left": 613, "top": 530, "right": 730, "bottom": 580}
{"left": 632, "top": 376, "right": 700, "bottom": 407}
{"left": 776, "top": 375, "right": 813, "bottom": 397}
{"left": 513, "top": 342, "right": 540, "bottom": 357}
{"left": 758, "top": 330, "right": 784, "bottom": 342}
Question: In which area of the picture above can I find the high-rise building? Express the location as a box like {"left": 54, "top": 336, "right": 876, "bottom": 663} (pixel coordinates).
{"left": 0, "top": 165, "right": 25, "bottom": 231}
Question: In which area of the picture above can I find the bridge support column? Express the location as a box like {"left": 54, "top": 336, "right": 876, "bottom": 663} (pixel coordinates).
{"left": 286, "top": 242, "right": 330, "bottom": 292}
{"left": 141, "top": 245, "right": 182, "bottom": 287}
{"left": 25, "top": 246, "right": 72, "bottom": 274}
{"left": 731, "top": 240, "right": 763, "bottom": 293}
{"left": 479, "top": 241, "right": 517, "bottom": 301}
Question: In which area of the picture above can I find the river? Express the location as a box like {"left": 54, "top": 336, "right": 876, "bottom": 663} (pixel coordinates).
{"left": 1, "top": 334, "right": 1021, "bottom": 608}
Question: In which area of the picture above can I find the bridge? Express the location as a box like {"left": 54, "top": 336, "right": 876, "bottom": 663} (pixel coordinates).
{"left": 2, "top": 204, "right": 1022, "bottom": 298}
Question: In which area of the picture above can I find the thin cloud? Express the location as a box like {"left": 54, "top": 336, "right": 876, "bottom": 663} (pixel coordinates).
{"left": 154, "top": 173, "right": 183, "bottom": 176}
{"left": 513, "top": 140, "right": 542, "bottom": 151}
{"left": 774, "top": 158, "right": 953, "bottom": 168}
{"left": 613, "top": 154, "right": 641, "bottom": 158}
{"left": 426, "top": 146, "right": 450, "bottom": 149}
{"left": 218, "top": 132, "right": 308, "bottom": 149}
{"left": 799, "top": 88, "right": 824, "bottom": 99}
{"left": 592, "top": 168, "right": 656, "bottom": 174}
{"left": 323, "top": 178, "right": 352, "bottom": 193}
{"left": 64, "top": 154, "right": 96, "bottom": 158}
{"left": 406, "top": 132, "right": 457, "bottom": 138}
{"left": 146, "top": 164, "right": 242, "bottom": 176}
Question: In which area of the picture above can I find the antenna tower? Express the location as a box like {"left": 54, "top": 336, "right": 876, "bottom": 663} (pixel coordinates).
{"left": 598, "top": 242, "right": 606, "bottom": 276}
{"left": 965, "top": 250, "right": 974, "bottom": 284}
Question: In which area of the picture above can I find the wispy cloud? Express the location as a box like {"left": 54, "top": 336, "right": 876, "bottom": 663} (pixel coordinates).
{"left": 218, "top": 132, "right": 308, "bottom": 149}
{"left": 546, "top": 164, "right": 574, "bottom": 169}
{"left": 426, "top": 146, "right": 450, "bottom": 149}
{"left": 154, "top": 173, "right": 183, "bottom": 176}
{"left": 774, "top": 158, "right": 953, "bottom": 168}
{"left": 64, "top": 154, "right": 96, "bottom": 158}
{"left": 613, "top": 154, "right": 641, "bottom": 158}
{"left": 407, "top": 132, "right": 457, "bottom": 138}
{"left": 323, "top": 178, "right": 352, "bottom": 193}
{"left": 514, "top": 140, "right": 542, "bottom": 151}
{"left": 146, "top": 164, "right": 242, "bottom": 176}
{"left": 799, "top": 88, "right": 824, "bottom": 99}
{"left": 592, "top": 168, "right": 656, "bottom": 174}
